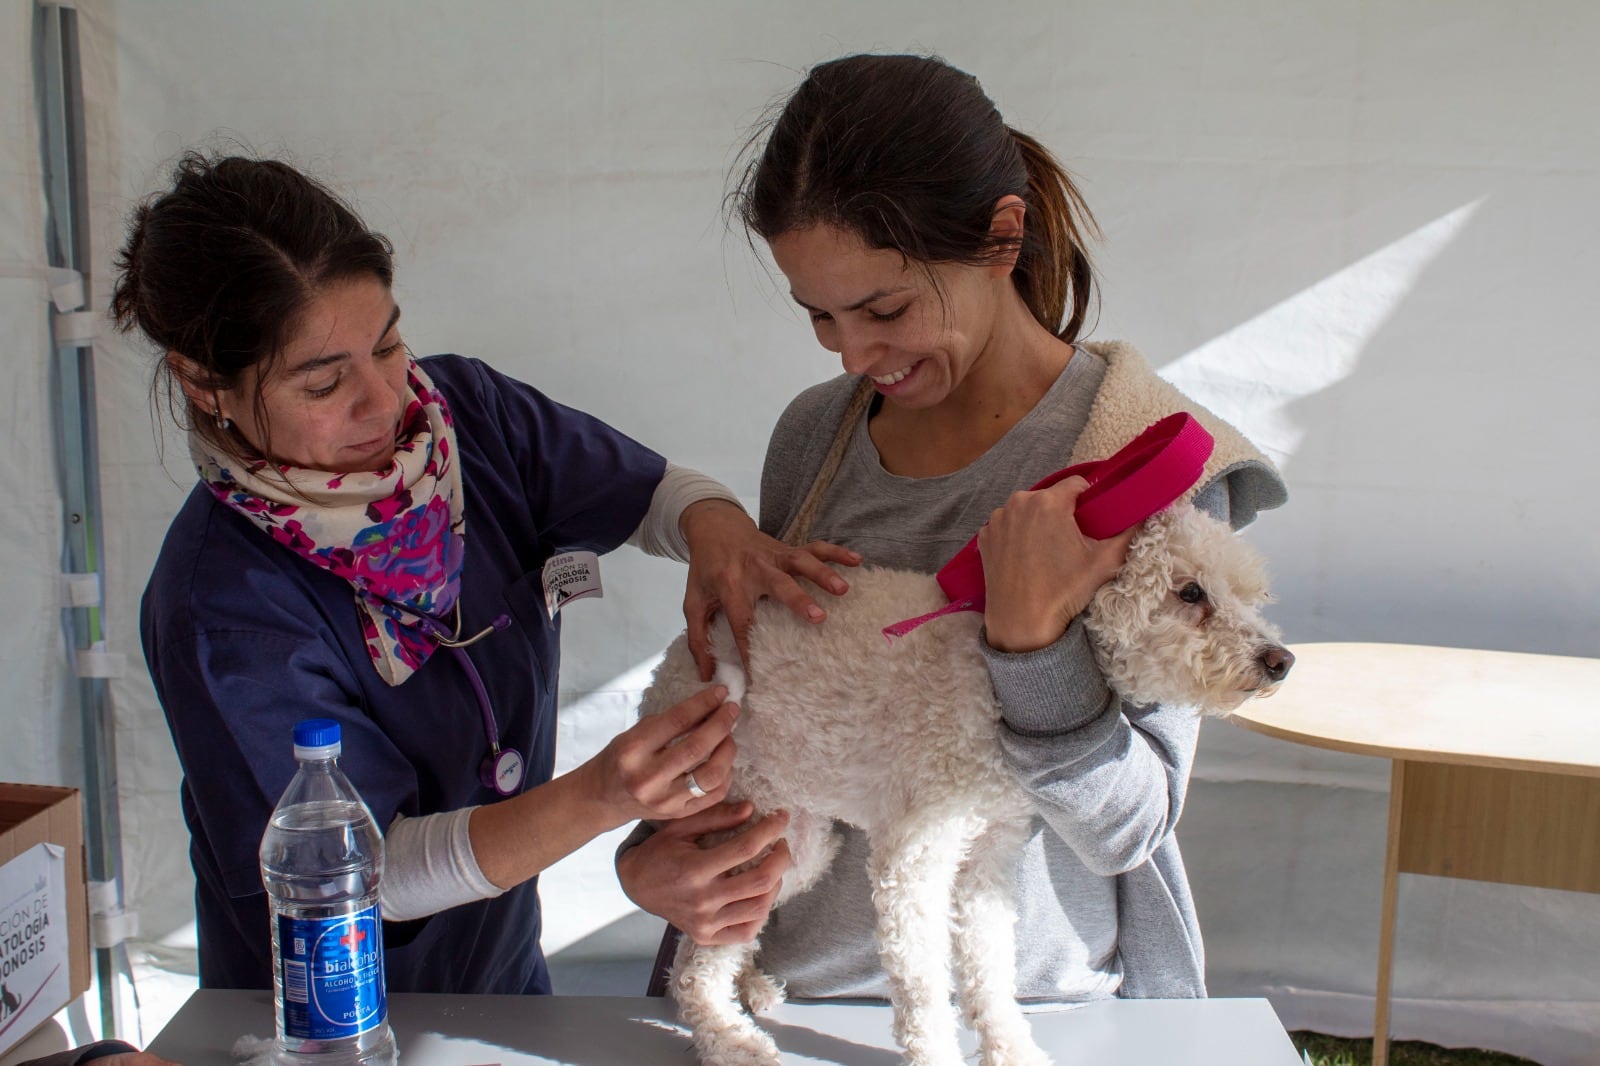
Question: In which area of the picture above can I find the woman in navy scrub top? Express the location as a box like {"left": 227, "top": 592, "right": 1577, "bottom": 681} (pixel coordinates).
{"left": 112, "top": 153, "right": 853, "bottom": 995}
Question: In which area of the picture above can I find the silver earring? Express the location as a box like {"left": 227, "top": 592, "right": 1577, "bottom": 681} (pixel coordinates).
{"left": 213, "top": 408, "right": 232, "bottom": 431}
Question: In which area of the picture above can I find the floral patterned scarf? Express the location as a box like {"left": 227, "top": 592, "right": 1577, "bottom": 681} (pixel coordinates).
{"left": 192, "top": 359, "right": 466, "bottom": 686}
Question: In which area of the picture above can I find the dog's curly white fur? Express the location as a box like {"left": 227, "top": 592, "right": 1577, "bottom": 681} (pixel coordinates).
{"left": 637, "top": 502, "right": 1290, "bottom": 1066}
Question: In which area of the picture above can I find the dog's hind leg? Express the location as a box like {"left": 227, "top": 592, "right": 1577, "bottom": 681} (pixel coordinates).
{"left": 869, "top": 810, "right": 987, "bottom": 1066}
{"left": 734, "top": 808, "right": 841, "bottom": 1015}
{"left": 953, "top": 810, "right": 1049, "bottom": 1066}
{"left": 671, "top": 936, "right": 781, "bottom": 1066}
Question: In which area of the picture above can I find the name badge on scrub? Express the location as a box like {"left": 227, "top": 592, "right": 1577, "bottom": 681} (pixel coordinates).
{"left": 541, "top": 550, "right": 603, "bottom": 619}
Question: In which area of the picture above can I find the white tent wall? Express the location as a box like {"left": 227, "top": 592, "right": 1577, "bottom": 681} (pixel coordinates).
{"left": 1, "top": 5, "right": 79, "bottom": 795}
{"left": 31, "top": 1, "right": 1596, "bottom": 1061}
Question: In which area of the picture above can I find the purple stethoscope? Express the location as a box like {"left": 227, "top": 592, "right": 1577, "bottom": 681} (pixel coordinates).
{"left": 414, "top": 606, "right": 523, "bottom": 796}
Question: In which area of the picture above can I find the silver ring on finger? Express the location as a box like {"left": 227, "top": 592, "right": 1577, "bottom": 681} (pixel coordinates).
{"left": 684, "top": 770, "right": 708, "bottom": 800}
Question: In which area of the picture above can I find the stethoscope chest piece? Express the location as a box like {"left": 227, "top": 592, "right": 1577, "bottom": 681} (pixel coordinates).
{"left": 413, "top": 604, "right": 525, "bottom": 797}
{"left": 481, "top": 746, "right": 525, "bottom": 796}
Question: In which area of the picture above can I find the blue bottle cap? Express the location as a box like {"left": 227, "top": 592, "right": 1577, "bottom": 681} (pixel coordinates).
{"left": 293, "top": 718, "right": 341, "bottom": 751}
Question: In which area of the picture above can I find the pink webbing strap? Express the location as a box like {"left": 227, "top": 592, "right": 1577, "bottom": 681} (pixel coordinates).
{"left": 882, "top": 413, "right": 1215, "bottom": 640}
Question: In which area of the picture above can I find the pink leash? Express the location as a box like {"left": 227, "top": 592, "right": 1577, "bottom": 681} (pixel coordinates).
{"left": 881, "top": 412, "right": 1216, "bottom": 640}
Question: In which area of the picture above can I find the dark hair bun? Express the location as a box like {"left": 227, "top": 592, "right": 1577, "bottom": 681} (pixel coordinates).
{"left": 110, "top": 152, "right": 396, "bottom": 450}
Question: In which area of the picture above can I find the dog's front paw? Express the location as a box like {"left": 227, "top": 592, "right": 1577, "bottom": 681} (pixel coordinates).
{"left": 737, "top": 966, "right": 787, "bottom": 1014}
{"left": 979, "top": 1039, "right": 1052, "bottom": 1066}
{"left": 692, "top": 1027, "right": 783, "bottom": 1066}
{"left": 971, "top": 1011, "right": 1052, "bottom": 1066}
{"left": 902, "top": 1048, "right": 970, "bottom": 1066}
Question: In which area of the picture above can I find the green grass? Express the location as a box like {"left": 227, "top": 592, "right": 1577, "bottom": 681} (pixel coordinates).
{"left": 1290, "top": 1032, "right": 1543, "bottom": 1066}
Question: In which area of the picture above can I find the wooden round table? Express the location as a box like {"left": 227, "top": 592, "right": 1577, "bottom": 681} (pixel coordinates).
{"left": 1229, "top": 642, "right": 1600, "bottom": 1066}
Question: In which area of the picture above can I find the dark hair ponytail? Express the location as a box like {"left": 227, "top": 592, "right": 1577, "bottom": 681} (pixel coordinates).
{"left": 111, "top": 152, "right": 394, "bottom": 453}
{"left": 1008, "top": 128, "right": 1101, "bottom": 344}
{"left": 736, "top": 54, "right": 1100, "bottom": 341}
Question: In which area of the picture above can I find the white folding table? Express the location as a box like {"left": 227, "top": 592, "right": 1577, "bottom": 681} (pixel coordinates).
{"left": 148, "top": 988, "right": 1304, "bottom": 1064}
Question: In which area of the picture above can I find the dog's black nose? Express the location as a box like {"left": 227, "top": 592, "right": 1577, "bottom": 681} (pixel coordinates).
{"left": 1259, "top": 645, "right": 1294, "bottom": 683}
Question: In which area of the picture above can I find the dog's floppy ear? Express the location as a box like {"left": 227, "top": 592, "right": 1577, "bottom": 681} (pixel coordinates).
{"left": 1085, "top": 506, "right": 1188, "bottom": 707}
{"left": 1091, "top": 506, "right": 1181, "bottom": 633}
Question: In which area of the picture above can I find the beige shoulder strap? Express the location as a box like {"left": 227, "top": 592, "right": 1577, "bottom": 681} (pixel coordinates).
{"left": 777, "top": 377, "right": 876, "bottom": 547}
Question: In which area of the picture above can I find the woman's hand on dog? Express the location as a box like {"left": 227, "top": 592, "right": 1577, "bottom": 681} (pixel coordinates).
{"left": 618, "top": 801, "right": 792, "bottom": 945}
{"left": 585, "top": 686, "right": 740, "bottom": 823}
{"left": 979, "top": 475, "right": 1136, "bottom": 653}
{"left": 468, "top": 688, "right": 741, "bottom": 893}
{"left": 679, "top": 499, "right": 862, "bottom": 681}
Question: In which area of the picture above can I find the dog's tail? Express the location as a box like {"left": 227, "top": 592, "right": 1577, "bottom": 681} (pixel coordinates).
{"left": 709, "top": 617, "right": 749, "bottom": 706}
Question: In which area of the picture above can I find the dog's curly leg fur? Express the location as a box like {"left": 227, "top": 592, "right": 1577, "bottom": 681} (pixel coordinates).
{"left": 953, "top": 812, "right": 1050, "bottom": 1066}
{"left": 730, "top": 808, "right": 841, "bottom": 1016}
{"left": 870, "top": 810, "right": 988, "bottom": 1066}
{"left": 668, "top": 793, "right": 844, "bottom": 1060}
{"left": 736, "top": 960, "right": 786, "bottom": 1015}
{"left": 671, "top": 936, "right": 782, "bottom": 1066}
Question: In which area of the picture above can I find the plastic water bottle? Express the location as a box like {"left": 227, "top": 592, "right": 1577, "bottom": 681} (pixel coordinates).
{"left": 260, "top": 719, "right": 397, "bottom": 1065}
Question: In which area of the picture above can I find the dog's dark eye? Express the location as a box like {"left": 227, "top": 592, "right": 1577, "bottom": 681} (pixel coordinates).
{"left": 1178, "top": 582, "right": 1206, "bottom": 604}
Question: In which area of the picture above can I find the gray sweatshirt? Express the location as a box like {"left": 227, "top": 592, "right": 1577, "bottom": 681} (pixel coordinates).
{"left": 626, "top": 342, "right": 1287, "bottom": 1002}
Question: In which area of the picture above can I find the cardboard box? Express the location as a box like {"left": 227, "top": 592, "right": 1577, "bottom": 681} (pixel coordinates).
{"left": 0, "top": 785, "right": 90, "bottom": 1056}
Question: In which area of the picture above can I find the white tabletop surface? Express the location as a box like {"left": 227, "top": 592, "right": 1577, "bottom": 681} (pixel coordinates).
{"left": 1230, "top": 641, "right": 1600, "bottom": 776}
{"left": 148, "top": 989, "right": 1304, "bottom": 1065}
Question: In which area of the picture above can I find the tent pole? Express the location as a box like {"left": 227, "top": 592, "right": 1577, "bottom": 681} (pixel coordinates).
{"left": 37, "top": 0, "right": 135, "bottom": 1044}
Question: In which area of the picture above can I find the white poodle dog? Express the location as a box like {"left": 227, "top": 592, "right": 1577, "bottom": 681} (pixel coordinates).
{"left": 637, "top": 501, "right": 1292, "bottom": 1066}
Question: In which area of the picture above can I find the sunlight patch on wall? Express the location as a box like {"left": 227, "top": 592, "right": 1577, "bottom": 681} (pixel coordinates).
{"left": 543, "top": 653, "right": 670, "bottom": 956}
{"left": 555, "top": 653, "right": 667, "bottom": 775}
{"left": 1159, "top": 199, "right": 1484, "bottom": 469}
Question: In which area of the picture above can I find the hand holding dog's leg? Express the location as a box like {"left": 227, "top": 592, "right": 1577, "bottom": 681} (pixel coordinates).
{"left": 469, "top": 688, "right": 738, "bottom": 892}
{"left": 583, "top": 686, "right": 740, "bottom": 822}
{"left": 618, "top": 802, "right": 792, "bottom": 945}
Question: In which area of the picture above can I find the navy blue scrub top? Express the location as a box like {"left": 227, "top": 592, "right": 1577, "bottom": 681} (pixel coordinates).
{"left": 141, "top": 354, "right": 666, "bottom": 994}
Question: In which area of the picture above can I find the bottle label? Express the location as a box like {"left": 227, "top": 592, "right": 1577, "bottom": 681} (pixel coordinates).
{"left": 277, "top": 904, "right": 387, "bottom": 1040}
